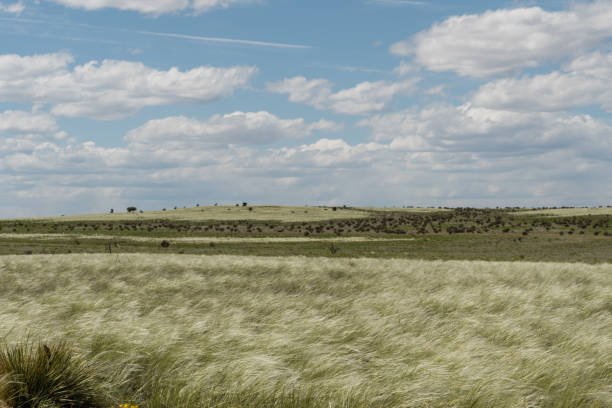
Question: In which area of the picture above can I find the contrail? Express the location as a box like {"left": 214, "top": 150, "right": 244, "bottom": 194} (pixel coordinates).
{"left": 136, "top": 30, "right": 312, "bottom": 49}
{"left": 0, "top": 17, "right": 312, "bottom": 50}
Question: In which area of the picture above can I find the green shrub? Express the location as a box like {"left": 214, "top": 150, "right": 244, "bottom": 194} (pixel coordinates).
{"left": 0, "top": 340, "right": 109, "bottom": 408}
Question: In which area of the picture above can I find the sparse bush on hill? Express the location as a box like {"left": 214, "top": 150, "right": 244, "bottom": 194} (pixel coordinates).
{"left": 126, "top": 207, "right": 137, "bottom": 213}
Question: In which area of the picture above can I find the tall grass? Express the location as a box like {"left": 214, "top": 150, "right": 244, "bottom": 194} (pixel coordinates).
{"left": 0, "top": 254, "right": 610, "bottom": 407}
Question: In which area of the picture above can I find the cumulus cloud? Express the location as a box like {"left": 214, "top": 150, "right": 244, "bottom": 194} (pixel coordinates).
{"left": 0, "top": 110, "right": 58, "bottom": 136}
{"left": 0, "top": 111, "right": 342, "bottom": 174}
{"left": 0, "top": 1, "right": 24, "bottom": 14}
{"left": 0, "top": 52, "right": 73, "bottom": 79}
{"left": 359, "top": 103, "right": 612, "bottom": 159}
{"left": 125, "top": 111, "right": 342, "bottom": 147}
{"left": 472, "top": 52, "right": 612, "bottom": 112}
{"left": 0, "top": 53, "right": 256, "bottom": 120}
{"left": 267, "top": 77, "right": 418, "bottom": 115}
{"left": 391, "top": 0, "right": 612, "bottom": 77}
{"left": 46, "top": 0, "right": 257, "bottom": 15}
{"left": 3, "top": 101, "right": 612, "bottom": 217}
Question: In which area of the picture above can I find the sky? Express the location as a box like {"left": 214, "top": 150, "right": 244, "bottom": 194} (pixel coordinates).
{"left": 0, "top": 0, "right": 611, "bottom": 217}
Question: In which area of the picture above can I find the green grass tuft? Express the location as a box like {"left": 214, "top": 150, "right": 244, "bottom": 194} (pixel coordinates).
{"left": 0, "top": 340, "right": 109, "bottom": 408}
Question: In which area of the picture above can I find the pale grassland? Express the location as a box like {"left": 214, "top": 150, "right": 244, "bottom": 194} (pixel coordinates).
{"left": 1, "top": 254, "right": 610, "bottom": 408}
{"left": 514, "top": 207, "right": 612, "bottom": 217}
{"left": 356, "top": 207, "right": 450, "bottom": 213}
{"left": 22, "top": 206, "right": 371, "bottom": 223}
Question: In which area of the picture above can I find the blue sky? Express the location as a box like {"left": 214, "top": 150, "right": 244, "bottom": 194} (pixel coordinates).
{"left": 0, "top": 0, "right": 611, "bottom": 216}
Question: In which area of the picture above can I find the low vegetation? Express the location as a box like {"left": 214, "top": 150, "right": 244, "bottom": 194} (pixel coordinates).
{"left": 1, "top": 254, "right": 611, "bottom": 408}
{"left": 514, "top": 207, "right": 612, "bottom": 217}
{"left": 1, "top": 207, "right": 609, "bottom": 262}
{"left": 21, "top": 206, "right": 372, "bottom": 223}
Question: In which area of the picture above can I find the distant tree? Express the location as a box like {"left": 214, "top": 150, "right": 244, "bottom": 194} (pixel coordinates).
{"left": 127, "top": 206, "right": 137, "bottom": 213}
{"left": 242, "top": 202, "right": 248, "bottom": 207}
{"left": 110, "top": 209, "right": 114, "bottom": 214}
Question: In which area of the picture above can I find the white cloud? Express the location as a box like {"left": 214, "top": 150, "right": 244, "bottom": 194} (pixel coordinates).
{"left": 359, "top": 103, "right": 612, "bottom": 160}
{"left": 0, "top": 110, "right": 58, "bottom": 136}
{"left": 0, "top": 53, "right": 257, "bottom": 120}
{"left": 424, "top": 85, "right": 445, "bottom": 97}
{"left": 267, "top": 77, "right": 333, "bottom": 109}
{"left": 46, "top": 0, "right": 257, "bottom": 15}
{"left": 267, "top": 77, "right": 418, "bottom": 115}
{"left": 0, "top": 52, "right": 73, "bottom": 79}
{"left": 391, "top": 1, "right": 612, "bottom": 77}
{"left": 0, "top": 111, "right": 341, "bottom": 173}
{"left": 3, "top": 102, "right": 612, "bottom": 217}
{"left": 125, "top": 111, "right": 342, "bottom": 147}
{"left": 0, "top": 1, "right": 24, "bottom": 14}
{"left": 472, "top": 52, "right": 612, "bottom": 112}
{"left": 393, "top": 60, "right": 418, "bottom": 77}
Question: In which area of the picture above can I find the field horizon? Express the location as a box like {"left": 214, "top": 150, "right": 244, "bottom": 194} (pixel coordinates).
{"left": 4, "top": 204, "right": 612, "bottom": 223}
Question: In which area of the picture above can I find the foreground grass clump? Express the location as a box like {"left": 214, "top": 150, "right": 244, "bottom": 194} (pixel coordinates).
{"left": 0, "top": 254, "right": 611, "bottom": 408}
{"left": 0, "top": 340, "right": 109, "bottom": 408}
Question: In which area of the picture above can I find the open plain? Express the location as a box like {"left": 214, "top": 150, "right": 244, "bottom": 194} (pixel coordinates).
{"left": 1, "top": 206, "right": 611, "bottom": 408}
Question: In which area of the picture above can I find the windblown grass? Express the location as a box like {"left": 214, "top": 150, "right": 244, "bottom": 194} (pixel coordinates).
{"left": 0, "top": 254, "right": 610, "bottom": 407}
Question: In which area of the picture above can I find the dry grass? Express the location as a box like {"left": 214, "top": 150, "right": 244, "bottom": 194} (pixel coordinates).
{"left": 514, "top": 208, "right": 612, "bottom": 217}
{"left": 356, "top": 207, "right": 450, "bottom": 213}
{"left": 0, "top": 254, "right": 610, "bottom": 407}
{"left": 17, "top": 206, "right": 371, "bottom": 223}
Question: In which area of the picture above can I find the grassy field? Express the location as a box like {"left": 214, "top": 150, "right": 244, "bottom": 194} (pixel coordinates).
{"left": 1, "top": 233, "right": 611, "bottom": 263}
{"left": 25, "top": 206, "right": 372, "bottom": 223}
{"left": 20, "top": 206, "right": 455, "bottom": 224}
{"left": 1, "top": 207, "right": 609, "bottom": 262}
{"left": 1, "top": 254, "right": 611, "bottom": 408}
{"left": 0, "top": 206, "right": 610, "bottom": 407}
{"left": 355, "top": 207, "right": 451, "bottom": 213}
